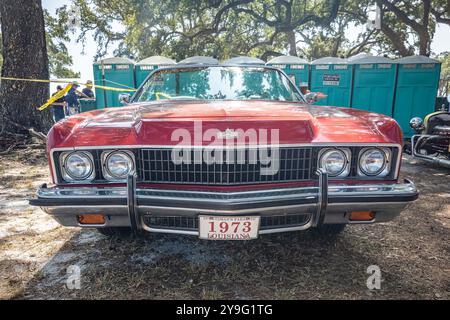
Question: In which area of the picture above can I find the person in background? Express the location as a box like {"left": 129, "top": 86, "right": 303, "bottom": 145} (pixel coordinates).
{"left": 50, "top": 85, "right": 66, "bottom": 122}
{"left": 82, "top": 80, "right": 95, "bottom": 98}
{"left": 66, "top": 81, "right": 82, "bottom": 115}
{"left": 299, "top": 82, "right": 310, "bottom": 95}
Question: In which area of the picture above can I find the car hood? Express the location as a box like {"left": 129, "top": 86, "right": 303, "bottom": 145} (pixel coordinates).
{"left": 48, "top": 100, "right": 403, "bottom": 148}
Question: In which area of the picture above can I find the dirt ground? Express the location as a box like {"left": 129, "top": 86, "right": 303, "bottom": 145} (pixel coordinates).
{"left": 0, "top": 147, "right": 449, "bottom": 300}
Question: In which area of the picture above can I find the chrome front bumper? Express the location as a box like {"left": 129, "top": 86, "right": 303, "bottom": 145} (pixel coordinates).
{"left": 29, "top": 171, "right": 418, "bottom": 235}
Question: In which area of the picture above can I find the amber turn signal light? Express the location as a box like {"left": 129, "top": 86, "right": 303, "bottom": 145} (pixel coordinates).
{"left": 349, "top": 211, "right": 375, "bottom": 221}
{"left": 77, "top": 214, "right": 105, "bottom": 225}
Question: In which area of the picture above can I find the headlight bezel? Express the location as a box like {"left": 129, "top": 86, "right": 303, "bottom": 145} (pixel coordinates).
{"left": 60, "top": 151, "right": 95, "bottom": 182}
{"left": 318, "top": 148, "right": 351, "bottom": 177}
{"left": 358, "top": 147, "right": 391, "bottom": 177}
{"left": 101, "top": 150, "right": 135, "bottom": 181}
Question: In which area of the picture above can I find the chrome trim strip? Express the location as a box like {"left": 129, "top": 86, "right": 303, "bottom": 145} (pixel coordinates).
{"left": 259, "top": 221, "right": 313, "bottom": 234}
{"left": 40, "top": 201, "right": 411, "bottom": 217}
{"left": 142, "top": 225, "right": 198, "bottom": 236}
{"left": 36, "top": 187, "right": 127, "bottom": 198}
{"left": 50, "top": 143, "right": 402, "bottom": 151}
{"left": 36, "top": 181, "right": 416, "bottom": 201}
{"left": 137, "top": 203, "right": 317, "bottom": 215}
{"left": 141, "top": 219, "right": 314, "bottom": 236}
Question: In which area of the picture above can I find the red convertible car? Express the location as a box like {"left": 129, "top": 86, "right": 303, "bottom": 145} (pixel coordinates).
{"left": 30, "top": 64, "right": 418, "bottom": 240}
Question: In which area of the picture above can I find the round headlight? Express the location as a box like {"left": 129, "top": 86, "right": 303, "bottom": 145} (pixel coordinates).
{"left": 319, "top": 149, "right": 348, "bottom": 176}
{"left": 63, "top": 151, "right": 94, "bottom": 180}
{"left": 359, "top": 148, "right": 387, "bottom": 176}
{"left": 104, "top": 151, "right": 134, "bottom": 179}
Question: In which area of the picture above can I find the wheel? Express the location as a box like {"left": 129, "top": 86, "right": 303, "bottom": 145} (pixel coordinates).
{"left": 311, "top": 224, "right": 346, "bottom": 238}
{"left": 97, "top": 227, "right": 133, "bottom": 237}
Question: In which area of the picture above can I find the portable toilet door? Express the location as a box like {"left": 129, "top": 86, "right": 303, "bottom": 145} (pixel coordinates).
{"left": 393, "top": 55, "right": 441, "bottom": 138}
{"left": 135, "top": 56, "right": 176, "bottom": 88}
{"left": 310, "top": 57, "right": 352, "bottom": 107}
{"left": 93, "top": 57, "right": 135, "bottom": 108}
{"left": 266, "top": 55, "right": 309, "bottom": 89}
{"left": 350, "top": 56, "right": 396, "bottom": 116}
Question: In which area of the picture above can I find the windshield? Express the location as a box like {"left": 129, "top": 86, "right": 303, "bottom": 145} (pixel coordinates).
{"left": 133, "top": 66, "right": 304, "bottom": 102}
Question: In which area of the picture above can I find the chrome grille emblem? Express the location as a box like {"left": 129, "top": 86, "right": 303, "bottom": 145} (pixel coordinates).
{"left": 216, "top": 129, "right": 239, "bottom": 140}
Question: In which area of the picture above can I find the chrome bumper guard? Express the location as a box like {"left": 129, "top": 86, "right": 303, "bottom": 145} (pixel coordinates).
{"left": 30, "top": 170, "right": 418, "bottom": 235}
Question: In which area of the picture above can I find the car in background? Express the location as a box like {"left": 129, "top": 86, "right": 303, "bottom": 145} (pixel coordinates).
{"left": 409, "top": 95, "right": 450, "bottom": 168}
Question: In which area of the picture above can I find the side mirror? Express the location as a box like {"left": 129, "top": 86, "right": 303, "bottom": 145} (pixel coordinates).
{"left": 119, "top": 93, "right": 131, "bottom": 105}
{"left": 304, "top": 92, "right": 327, "bottom": 104}
{"left": 409, "top": 117, "right": 424, "bottom": 132}
{"left": 447, "top": 94, "right": 450, "bottom": 104}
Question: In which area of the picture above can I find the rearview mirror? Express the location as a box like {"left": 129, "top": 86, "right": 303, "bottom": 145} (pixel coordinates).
{"left": 119, "top": 93, "right": 131, "bottom": 105}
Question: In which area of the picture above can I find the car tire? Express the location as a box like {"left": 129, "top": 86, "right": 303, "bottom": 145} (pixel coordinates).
{"left": 403, "top": 142, "right": 412, "bottom": 155}
{"left": 96, "top": 227, "right": 133, "bottom": 237}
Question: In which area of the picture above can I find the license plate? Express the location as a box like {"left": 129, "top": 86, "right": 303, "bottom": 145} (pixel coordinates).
{"left": 199, "top": 215, "right": 260, "bottom": 240}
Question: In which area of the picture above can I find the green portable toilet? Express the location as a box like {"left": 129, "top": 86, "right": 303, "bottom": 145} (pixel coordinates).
{"left": 350, "top": 56, "right": 396, "bottom": 116}
{"left": 93, "top": 57, "right": 135, "bottom": 108}
{"left": 135, "top": 56, "right": 176, "bottom": 87}
{"left": 266, "top": 55, "right": 309, "bottom": 88}
{"left": 310, "top": 57, "right": 352, "bottom": 107}
{"left": 222, "top": 56, "right": 265, "bottom": 65}
{"left": 79, "top": 99, "right": 97, "bottom": 113}
{"left": 393, "top": 55, "right": 441, "bottom": 138}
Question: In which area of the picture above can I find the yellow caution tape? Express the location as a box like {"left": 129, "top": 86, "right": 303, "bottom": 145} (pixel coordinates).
{"left": 38, "top": 84, "right": 73, "bottom": 111}
{"left": 1, "top": 76, "right": 136, "bottom": 111}
{"left": 155, "top": 92, "right": 172, "bottom": 100}
{"left": 0, "top": 76, "right": 136, "bottom": 92}
{"left": 94, "top": 84, "right": 136, "bottom": 92}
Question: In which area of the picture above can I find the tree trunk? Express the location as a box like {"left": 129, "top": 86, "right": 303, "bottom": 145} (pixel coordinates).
{"left": 287, "top": 30, "right": 297, "bottom": 56}
{"left": 419, "top": 0, "right": 431, "bottom": 56}
{"left": 380, "top": 22, "right": 412, "bottom": 57}
{"left": 0, "top": 0, "right": 51, "bottom": 137}
{"left": 331, "top": 36, "right": 341, "bottom": 57}
{"left": 418, "top": 31, "right": 431, "bottom": 56}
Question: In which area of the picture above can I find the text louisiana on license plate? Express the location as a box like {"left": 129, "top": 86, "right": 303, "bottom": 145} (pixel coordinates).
{"left": 199, "top": 216, "right": 260, "bottom": 240}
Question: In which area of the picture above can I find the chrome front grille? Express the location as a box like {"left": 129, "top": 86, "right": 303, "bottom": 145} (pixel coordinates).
{"left": 140, "top": 147, "right": 313, "bottom": 185}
